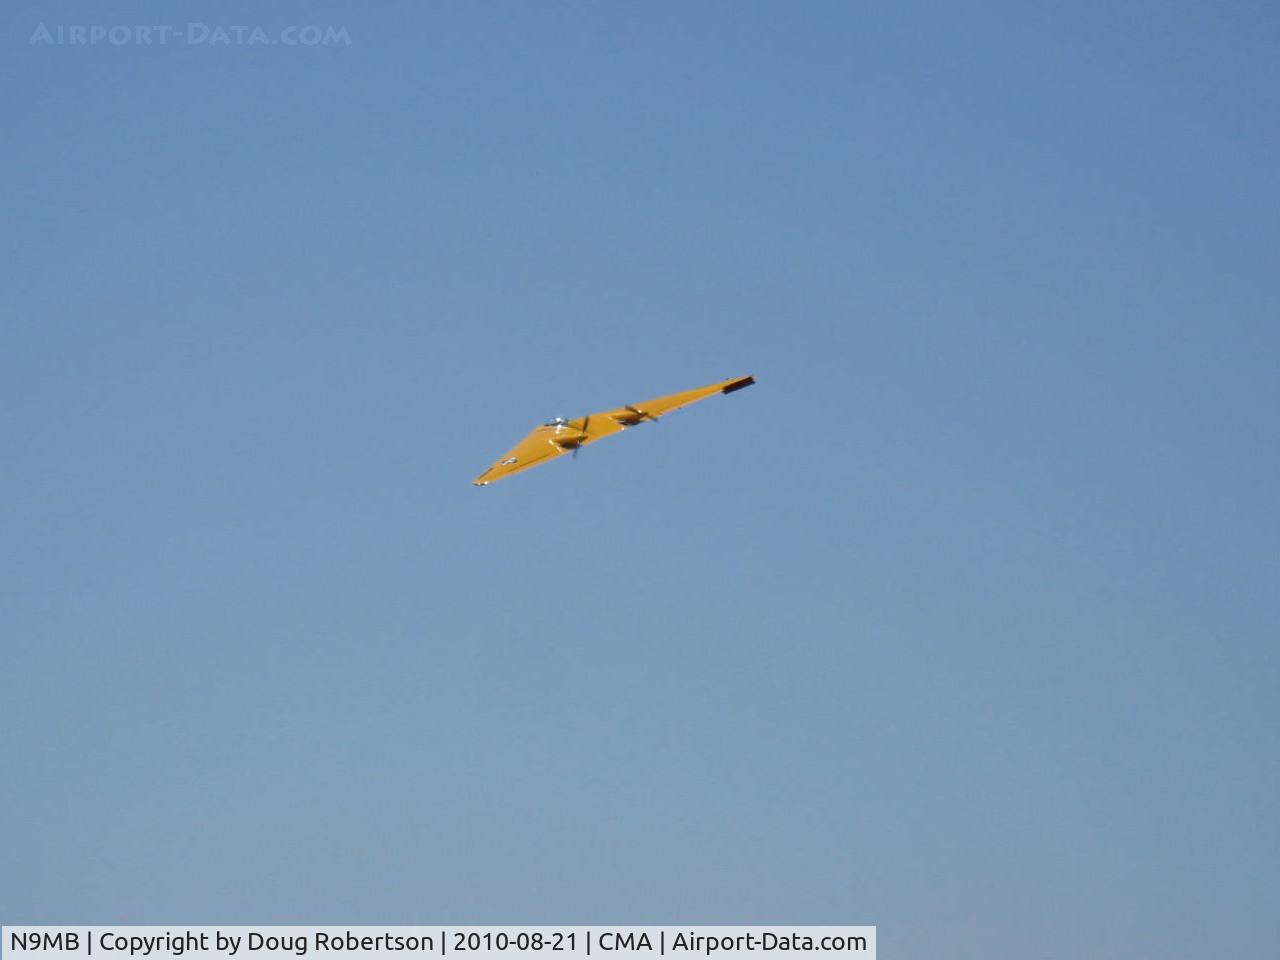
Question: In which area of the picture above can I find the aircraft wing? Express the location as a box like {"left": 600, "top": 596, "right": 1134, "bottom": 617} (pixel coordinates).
{"left": 471, "top": 425, "right": 574, "bottom": 486}
{"left": 619, "top": 375, "right": 756, "bottom": 420}
{"left": 472, "top": 375, "right": 754, "bottom": 486}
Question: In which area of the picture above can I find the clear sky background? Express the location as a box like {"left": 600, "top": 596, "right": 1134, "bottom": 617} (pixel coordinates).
{"left": 2, "top": 2, "right": 1277, "bottom": 956}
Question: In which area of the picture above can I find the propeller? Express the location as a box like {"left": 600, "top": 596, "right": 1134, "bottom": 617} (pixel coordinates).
{"left": 625, "top": 405, "right": 658, "bottom": 424}
{"left": 573, "top": 415, "right": 589, "bottom": 458}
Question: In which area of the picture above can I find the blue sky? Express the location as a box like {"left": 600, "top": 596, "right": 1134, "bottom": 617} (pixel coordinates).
{"left": 2, "top": 2, "right": 1277, "bottom": 956}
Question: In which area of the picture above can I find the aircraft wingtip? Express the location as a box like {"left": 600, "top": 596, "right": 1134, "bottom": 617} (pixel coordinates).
{"left": 722, "top": 376, "right": 755, "bottom": 394}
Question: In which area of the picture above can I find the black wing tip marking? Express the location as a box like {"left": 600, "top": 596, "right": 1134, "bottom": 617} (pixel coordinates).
{"left": 721, "top": 376, "right": 755, "bottom": 394}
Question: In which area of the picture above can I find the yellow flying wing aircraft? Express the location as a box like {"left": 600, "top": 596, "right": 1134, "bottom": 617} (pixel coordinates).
{"left": 472, "top": 375, "right": 756, "bottom": 486}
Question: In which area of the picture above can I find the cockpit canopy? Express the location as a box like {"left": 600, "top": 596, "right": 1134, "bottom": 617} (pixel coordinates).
{"left": 542, "top": 417, "right": 569, "bottom": 427}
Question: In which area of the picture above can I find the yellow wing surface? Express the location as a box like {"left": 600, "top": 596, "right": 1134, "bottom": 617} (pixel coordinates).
{"left": 472, "top": 375, "right": 755, "bottom": 486}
